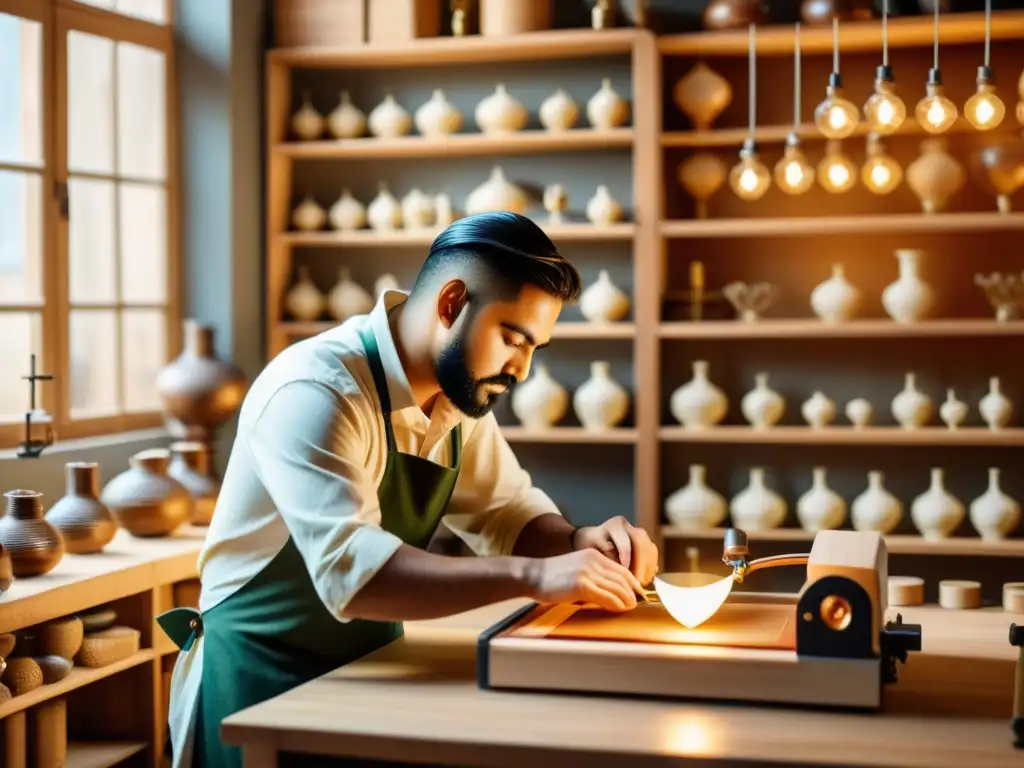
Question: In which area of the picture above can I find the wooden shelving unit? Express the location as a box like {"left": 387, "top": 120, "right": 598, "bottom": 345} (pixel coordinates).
{"left": 263, "top": 9, "right": 1024, "bottom": 575}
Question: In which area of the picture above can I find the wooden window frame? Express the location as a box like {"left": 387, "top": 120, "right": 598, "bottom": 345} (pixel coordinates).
{"left": 0, "top": 0, "right": 179, "bottom": 450}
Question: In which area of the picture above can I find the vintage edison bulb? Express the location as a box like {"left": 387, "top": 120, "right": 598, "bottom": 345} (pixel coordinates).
{"left": 814, "top": 76, "right": 860, "bottom": 139}
{"left": 863, "top": 68, "right": 906, "bottom": 135}
{"left": 964, "top": 69, "right": 1006, "bottom": 130}
{"left": 915, "top": 71, "right": 958, "bottom": 133}
{"left": 817, "top": 140, "right": 857, "bottom": 194}
{"left": 773, "top": 136, "right": 815, "bottom": 195}
{"left": 729, "top": 140, "right": 771, "bottom": 201}
{"left": 861, "top": 135, "right": 903, "bottom": 195}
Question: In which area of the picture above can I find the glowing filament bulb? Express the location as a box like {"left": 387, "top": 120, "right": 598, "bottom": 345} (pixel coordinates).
{"left": 964, "top": 68, "right": 1005, "bottom": 130}
{"left": 773, "top": 135, "right": 815, "bottom": 195}
{"left": 814, "top": 79, "right": 860, "bottom": 139}
{"left": 729, "top": 139, "right": 771, "bottom": 201}
{"left": 861, "top": 134, "right": 903, "bottom": 195}
{"left": 817, "top": 140, "right": 857, "bottom": 194}
{"left": 863, "top": 67, "right": 906, "bottom": 135}
{"left": 915, "top": 70, "right": 958, "bottom": 133}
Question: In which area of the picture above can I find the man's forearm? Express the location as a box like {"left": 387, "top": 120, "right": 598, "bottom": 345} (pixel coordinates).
{"left": 512, "top": 512, "right": 578, "bottom": 558}
{"left": 340, "top": 545, "right": 535, "bottom": 622}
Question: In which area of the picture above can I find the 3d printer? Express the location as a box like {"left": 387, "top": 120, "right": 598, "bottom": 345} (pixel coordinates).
{"left": 478, "top": 528, "right": 922, "bottom": 709}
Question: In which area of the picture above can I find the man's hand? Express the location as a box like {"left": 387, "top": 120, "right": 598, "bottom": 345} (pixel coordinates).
{"left": 572, "top": 516, "right": 659, "bottom": 586}
{"left": 524, "top": 548, "right": 644, "bottom": 612}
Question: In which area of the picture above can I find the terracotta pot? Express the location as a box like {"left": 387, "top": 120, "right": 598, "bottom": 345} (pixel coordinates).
{"left": 0, "top": 490, "right": 65, "bottom": 577}
{"left": 155, "top": 320, "right": 248, "bottom": 442}
{"left": 0, "top": 543, "right": 13, "bottom": 594}
{"left": 99, "top": 449, "right": 193, "bottom": 537}
{"left": 45, "top": 462, "right": 118, "bottom": 554}
{"left": 168, "top": 441, "right": 219, "bottom": 526}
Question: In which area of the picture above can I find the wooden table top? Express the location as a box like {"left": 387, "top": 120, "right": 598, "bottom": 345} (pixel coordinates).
{"left": 220, "top": 598, "right": 1023, "bottom": 767}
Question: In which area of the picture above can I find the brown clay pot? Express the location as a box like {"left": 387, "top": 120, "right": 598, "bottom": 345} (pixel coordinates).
{"left": 99, "top": 449, "right": 193, "bottom": 537}
{"left": 703, "top": 0, "right": 767, "bottom": 31}
{"left": 0, "top": 543, "right": 13, "bottom": 594}
{"left": 0, "top": 490, "right": 65, "bottom": 577}
{"left": 155, "top": 320, "right": 248, "bottom": 442}
{"left": 168, "top": 441, "right": 219, "bottom": 526}
{"left": 45, "top": 462, "right": 118, "bottom": 554}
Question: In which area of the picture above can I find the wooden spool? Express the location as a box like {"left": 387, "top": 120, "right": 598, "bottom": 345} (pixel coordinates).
{"left": 939, "top": 580, "right": 982, "bottom": 610}
{"left": 1003, "top": 582, "right": 1024, "bottom": 613}
{"left": 888, "top": 576, "right": 925, "bottom": 607}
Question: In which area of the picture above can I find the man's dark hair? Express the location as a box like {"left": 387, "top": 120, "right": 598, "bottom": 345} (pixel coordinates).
{"left": 410, "top": 211, "right": 582, "bottom": 302}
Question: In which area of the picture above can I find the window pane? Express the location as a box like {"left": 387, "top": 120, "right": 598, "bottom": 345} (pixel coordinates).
{"left": 69, "top": 309, "right": 119, "bottom": 418}
{"left": 68, "top": 30, "right": 114, "bottom": 175}
{"left": 68, "top": 177, "right": 117, "bottom": 304}
{"left": 117, "top": 42, "right": 165, "bottom": 180}
{"left": 0, "top": 13, "right": 42, "bottom": 166}
{"left": 119, "top": 182, "right": 166, "bottom": 303}
{"left": 74, "top": 0, "right": 168, "bottom": 24}
{"left": 0, "top": 170, "right": 43, "bottom": 304}
{"left": 121, "top": 308, "right": 165, "bottom": 412}
{"left": 0, "top": 312, "right": 43, "bottom": 423}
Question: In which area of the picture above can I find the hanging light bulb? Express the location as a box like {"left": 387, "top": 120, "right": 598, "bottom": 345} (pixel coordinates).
{"left": 730, "top": 24, "right": 771, "bottom": 202}
{"left": 814, "top": 18, "right": 859, "bottom": 139}
{"left": 773, "top": 24, "right": 815, "bottom": 195}
{"left": 863, "top": 0, "right": 906, "bottom": 134}
{"left": 817, "top": 140, "right": 857, "bottom": 194}
{"left": 861, "top": 133, "right": 903, "bottom": 195}
{"left": 963, "top": 2, "right": 1005, "bottom": 130}
{"left": 914, "top": 1, "right": 958, "bottom": 133}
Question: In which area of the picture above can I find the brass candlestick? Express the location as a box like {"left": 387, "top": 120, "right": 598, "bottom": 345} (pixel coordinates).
{"left": 17, "top": 354, "right": 56, "bottom": 459}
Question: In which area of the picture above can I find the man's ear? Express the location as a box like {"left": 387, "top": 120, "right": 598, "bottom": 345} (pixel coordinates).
{"left": 436, "top": 279, "right": 468, "bottom": 329}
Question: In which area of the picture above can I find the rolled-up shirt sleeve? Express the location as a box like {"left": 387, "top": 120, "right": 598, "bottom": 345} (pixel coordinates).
{"left": 442, "top": 412, "right": 562, "bottom": 556}
{"left": 246, "top": 379, "right": 404, "bottom": 622}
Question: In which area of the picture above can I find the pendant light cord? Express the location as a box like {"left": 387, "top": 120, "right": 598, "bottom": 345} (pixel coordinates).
{"left": 882, "top": 0, "right": 889, "bottom": 66}
{"left": 832, "top": 16, "right": 839, "bottom": 73}
{"left": 794, "top": 23, "right": 801, "bottom": 128}
{"left": 749, "top": 23, "right": 756, "bottom": 135}
{"left": 933, "top": 0, "right": 939, "bottom": 69}
{"left": 984, "top": 0, "right": 991, "bottom": 67}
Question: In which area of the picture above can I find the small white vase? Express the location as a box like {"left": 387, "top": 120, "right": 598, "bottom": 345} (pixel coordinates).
{"left": 881, "top": 249, "right": 935, "bottom": 324}
{"left": 845, "top": 398, "right": 873, "bottom": 429}
{"left": 434, "top": 193, "right": 453, "bottom": 227}
{"left": 891, "top": 372, "right": 932, "bottom": 430}
{"left": 373, "top": 273, "right": 400, "bottom": 298}
{"left": 511, "top": 363, "right": 568, "bottom": 430}
{"left": 664, "top": 464, "right": 727, "bottom": 531}
{"left": 539, "top": 88, "right": 579, "bottom": 132}
{"left": 414, "top": 89, "right": 463, "bottom": 137}
{"left": 291, "top": 196, "right": 326, "bottom": 231}
{"left": 797, "top": 467, "right": 847, "bottom": 532}
{"left": 327, "top": 267, "right": 374, "bottom": 321}
{"left": 801, "top": 391, "right": 836, "bottom": 429}
{"left": 729, "top": 468, "right": 787, "bottom": 531}
{"left": 367, "top": 184, "right": 402, "bottom": 231}
{"left": 327, "top": 91, "right": 366, "bottom": 139}
{"left": 465, "top": 166, "right": 528, "bottom": 216}
{"left": 969, "top": 467, "right": 1021, "bottom": 541}
{"left": 368, "top": 93, "right": 412, "bottom": 138}
{"left": 579, "top": 270, "right": 630, "bottom": 323}
{"left": 586, "top": 78, "right": 630, "bottom": 130}
{"left": 669, "top": 360, "right": 728, "bottom": 430}
{"left": 939, "top": 388, "right": 968, "bottom": 431}
{"left": 810, "top": 264, "right": 861, "bottom": 323}
{"left": 851, "top": 471, "right": 903, "bottom": 533}
{"left": 740, "top": 373, "right": 784, "bottom": 430}
{"left": 401, "top": 188, "right": 435, "bottom": 229}
{"left": 328, "top": 188, "right": 366, "bottom": 231}
{"left": 572, "top": 361, "right": 629, "bottom": 431}
{"left": 474, "top": 83, "right": 528, "bottom": 134}
{"left": 291, "top": 90, "right": 324, "bottom": 140}
{"left": 285, "top": 266, "right": 324, "bottom": 321}
{"left": 585, "top": 185, "right": 623, "bottom": 224}
{"left": 910, "top": 467, "right": 965, "bottom": 540}
{"left": 979, "top": 376, "right": 1013, "bottom": 430}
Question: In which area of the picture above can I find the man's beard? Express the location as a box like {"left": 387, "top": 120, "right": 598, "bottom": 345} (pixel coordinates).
{"left": 435, "top": 333, "right": 516, "bottom": 419}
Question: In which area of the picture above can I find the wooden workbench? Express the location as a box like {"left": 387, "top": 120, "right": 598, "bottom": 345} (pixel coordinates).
{"left": 221, "top": 598, "right": 1023, "bottom": 768}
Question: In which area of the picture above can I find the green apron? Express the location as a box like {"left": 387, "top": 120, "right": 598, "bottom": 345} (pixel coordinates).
{"left": 158, "top": 324, "right": 462, "bottom": 767}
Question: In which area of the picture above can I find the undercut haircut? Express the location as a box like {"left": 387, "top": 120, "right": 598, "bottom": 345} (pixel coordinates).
{"left": 410, "top": 211, "right": 582, "bottom": 303}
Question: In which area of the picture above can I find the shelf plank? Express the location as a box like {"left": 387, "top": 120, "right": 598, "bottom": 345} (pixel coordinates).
{"left": 279, "top": 320, "right": 636, "bottom": 339}
{"left": 658, "top": 319, "right": 1024, "bottom": 339}
{"left": 67, "top": 741, "right": 149, "bottom": 768}
{"left": 269, "top": 28, "right": 639, "bottom": 68}
{"left": 276, "top": 128, "right": 634, "bottom": 159}
{"left": 0, "top": 526, "right": 206, "bottom": 634}
{"left": 502, "top": 427, "right": 638, "bottom": 444}
{"left": 658, "top": 10, "right": 1024, "bottom": 56}
{"left": 661, "top": 526, "right": 1024, "bottom": 558}
{"left": 660, "top": 213, "right": 1024, "bottom": 238}
{"left": 659, "top": 425, "right": 1024, "bottom": 446}
{"left": 0, "top": 649, "right": 156, "bottom": 719}
{"left": 280, "top": 223, "right": 635, "bottom": 247}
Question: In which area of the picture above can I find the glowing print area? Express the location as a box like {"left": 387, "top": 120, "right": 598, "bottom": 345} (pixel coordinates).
{"left": 653, "top": 572, "right": 736, "bottom": 629}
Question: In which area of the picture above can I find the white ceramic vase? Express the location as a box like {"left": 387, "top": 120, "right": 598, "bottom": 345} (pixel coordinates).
{"left": 572, "top": 361, "right": 629, "bottom": 431}
{"left": 585, "top": 185, "right": 623, "bottom": 224}
{"left": 979, "top": 376, "right": 1013, "bottom": 430}
{"left": 881, "top": 249, "right": 935, "bottom": 324}
{"left": 891, "top": 373, "right": 932, "bottom": 430}
{"left": 939, "top": 389, "right": 968, "bottom": 430}
{"left": 801, "top": 391, "right": 836, "bottom": 429}
{"left": 969, "top": 468, "right": 1021, "bottom": 541}
{"left": 796, "top": 467, "right": 847, "bottom": 532}
{"left": 327, "top": 91, "right": 366, "bottom": 139}
{"left": 511, "top": 364, "right": 568, "bottom": 430}
{"left": 740, "top": 373, "right": 784, "bottom": 430}
{"left": 810, "top": 264, "right": 861, "bottom": 323}
{"left": 285, "top": 266, "right": 324, "bottom": 321}
{"left": 586, "top": 78, "right": 630, "bottom": 129}
{"left": 729, "top": 468, "right": 787, "bottom": 531}
{"left": 664, "top": 464, "right": 727, "bottom": 531}
{"left": 669, "top": 360, "right": 728, "bottom": 429}
{"left": 328, "top": 189, "right": 366, "bottom": 231}
{"left": 845, "top": 398, "right": 873, "bottom": 429}
{"left": 539, "top": 88, "right": 579, "bottom": 131}
{"left": 327, "top": 267, "right": 374, "bottom": 321}
{"left": 401, "top": 188, "right": 435, "bottom": 229}
{"left": 910, "top": 467, "right": 965, "bottom": 540}
{"left": 291, "top": 90, "right": 324, "bottom": 140}
{"left": 474, "top": 84, "right": 528, "bottom": 134}
{"left": 291, "top": 196, "right": 326, "bottom": 231}
{"left": 414, "top": 89, "right": 463, "bottom": 137}
{"left": 579, "top": 270, "right": 630, "bottom": 323}
{"left": 368, "top": 93, "right": 412, "bottom": 138}
{"left": 465, "top": 166, "right": 528, "bottom": 215}
{"left": 851, "top": 471, "right": 903, "bottom": 534}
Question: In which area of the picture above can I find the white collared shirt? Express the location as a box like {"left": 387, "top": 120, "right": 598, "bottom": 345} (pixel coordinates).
{"left": 194, "top": 288, "right": 561, "bottom": 620}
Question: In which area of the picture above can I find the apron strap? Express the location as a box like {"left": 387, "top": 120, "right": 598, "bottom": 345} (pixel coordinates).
{"left": 358, "top": 324, "right": 397, "bottom": 452}
{"left": 449, "top": 422, "right": 462, "bottom": 469}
